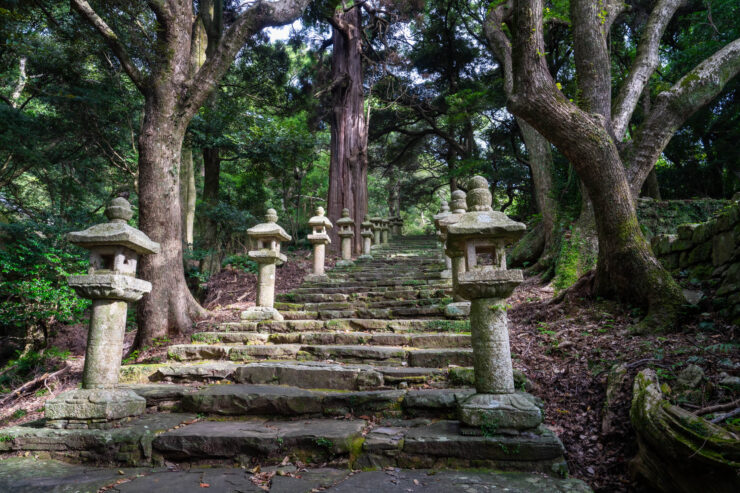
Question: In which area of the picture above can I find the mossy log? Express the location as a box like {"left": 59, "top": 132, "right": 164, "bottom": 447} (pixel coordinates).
{"left": 629, "top": 369, "right": 740, "bottom": 492}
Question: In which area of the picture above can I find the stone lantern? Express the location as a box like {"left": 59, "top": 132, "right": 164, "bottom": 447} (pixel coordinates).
{"left": 381, "top": 218, "right": 390, "bottom": 244}
{"left": 360, "top": 216, "right": 374, "bottom": 258}
{"left": 242, "top": 208, "right": 291, "bottom": 321}
{"left": 446, "top": 176, "right": 541, "bottom": 433}
{"left": 370, "top": 216, "right": 383, "bottom": 246}
{"left": 439, "top": 190, "right": 469, "bottom": 318}
{"left": 336, "top": 208, "right": 355, "bottom": 266}
{"left": 45, "top": 197, "right": 160, "bottom": 428}
{"left": 306, "top": 206, "right": 333, "bottom": 281}
{"left": 433, "top": 200, "right": 452, "bottom": 279}
{"left": 391, "top": 216, "right": 403, "bottom": 236}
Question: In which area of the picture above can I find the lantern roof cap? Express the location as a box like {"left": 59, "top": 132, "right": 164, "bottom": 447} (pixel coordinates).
{"left": 336, "top": 208, "right": 354, "bottom": 226}
{"left": 308, "top": 206, "right": 333, "bottom": 229}
{"left": 447, "top": 176, "right": 525, "bottom": 242}
{"left": 67, "top": 198, "right": 160, "bottom": 255}
{"left": 248, "top": 209, "right": 292, "bottom": 242}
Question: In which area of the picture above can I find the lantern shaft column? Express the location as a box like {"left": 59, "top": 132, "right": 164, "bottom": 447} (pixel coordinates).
{"left": 82, "top": 299, "right": 128, "bottom": 389}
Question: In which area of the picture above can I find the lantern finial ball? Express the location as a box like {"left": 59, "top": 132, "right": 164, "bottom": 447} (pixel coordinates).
{"left": 105, "top": 197, "right": 134, "bottom": 223}
{"left": 266, "top": 208, "right": 278, "bottom": 223}
{"left": 450, "top": 190, "right": 467, "bottom": 213}
{"left": 440, "top": 200, "right": 450, "bottom": 213}
{"left": 467, "top": 176, "right": 493, "bottom": 212}
{"left": 316, "top": 206, "right": 325, "bottom": 216}
{"left": 342, "top": 208, "right": 350, "bottom": 218}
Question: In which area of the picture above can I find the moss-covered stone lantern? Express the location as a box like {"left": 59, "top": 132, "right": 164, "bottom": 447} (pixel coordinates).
{"left": 391, "top": 216, "right": 403, "bottom": 236}
{"left": 433, "top": 200, "right": 452, "bottom": 279}
{"left": 306, "top": 206, "right": 333, "bottom": 281}
{"left": 439, "top": 190, "right": 469, "bottom": 318}
{"left": 370, "top": 216, "right": 383, "bottom": 246}
{"left": 45, "top": 197, "right": 160, "bottom": 429}
{"left": 447, "top": 176, "right": 542, "bottom": 433}
{"left": 242, "top": 208, "right": 291, "bottom": 321}
{"left": 336, "top": 208, "right": 355, "bottom": 266}
{"left": 379, "top": 218, "right": 389, "bottom": 244}
{"left": 360, "top": 215, "right": 374, "bottom": 258}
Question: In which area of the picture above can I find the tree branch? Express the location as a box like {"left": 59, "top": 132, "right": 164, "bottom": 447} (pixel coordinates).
{"left": 612, "top": 0, "right": 683, "bottom": 141}
{"left": 70, "top": 0, "right": 147, "bottom": 93}
{"left": 483, "top": 1, "right": 514, "bottom": 95}
{"left": 625, "top": 37, "right": 740, "bottom": 194}
{"left": 180, "top": 0, "right": 311, "bottom": 120}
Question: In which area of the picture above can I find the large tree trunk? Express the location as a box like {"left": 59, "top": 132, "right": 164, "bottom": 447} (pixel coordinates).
{"left": 136, "top": 106, "right": 206, "bottom": 347}
{"left": 518, "top": 118, "right": 556, "bottom": 253}
{"left": 508, "top": 0, "right": 683, "bottom": 328}
{"left": 327, "top": 6, "right": 368, "bottom": 254}
{"left": 200, "top": 146, "right": 222, "bottom": 274}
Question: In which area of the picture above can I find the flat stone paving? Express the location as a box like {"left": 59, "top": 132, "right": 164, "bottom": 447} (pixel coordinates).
{"left": 0, "top": 457, "right": 592, "bottom": 492}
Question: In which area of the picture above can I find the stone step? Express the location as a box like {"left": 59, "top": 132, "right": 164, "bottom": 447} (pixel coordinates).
{"left": 179, "top": 384, "right": 476, "bottom": 418}
{"left": 278, "top": 289, "right": 449, "bottom": 304}
{"left": 151, "top": 416, "right": 567, "bottom": 473}
{"left": 192, "top": 331, "right": 470, "bottom": 348}
{"left": 208, "top": 318, "right": 469, "bottom": 334}
{"left": 120, "top": 361, "right": 458, "bottom": 390}
{"left": 168, "top": 343, "right": 474, "bottom": 367}
{"left": 153, "top": 417, "right": 367, "bottom": 463}
{"left": 274, "top": 297, "right": 448, "bottom": 311}
{"left": 275, "top": 305, "right": 447, "bottom": 321}
{"left": 297, "top": 279, "right": 450, "bottom": 290}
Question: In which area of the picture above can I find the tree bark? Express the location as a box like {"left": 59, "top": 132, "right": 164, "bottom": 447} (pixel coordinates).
{"left": 327, "top": 6, "right": 368, "bottom": 254}
{"left": 641, "top": 169, "right": 661, "bottom": 200}
{"left": 179, "top": 147, "right": 196, "bottom": 248}
{"left": 508, "top": 0, "right": 683, "bottom": 328}
{"left": 518, "top": 118, "right": 556, "bottom": 253}
{"left": 136, "top": 107, "right": 206, "bottom": 346}
{"left": 200, "top": 146, "right": 222, "bottom": 274}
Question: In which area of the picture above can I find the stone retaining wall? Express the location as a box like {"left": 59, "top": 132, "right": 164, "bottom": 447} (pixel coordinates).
{"left": 651, "top": 198, "right": 740, "bottom": 324}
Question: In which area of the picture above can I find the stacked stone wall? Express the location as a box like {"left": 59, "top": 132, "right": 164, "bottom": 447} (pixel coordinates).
{"left": 636, "top": 197, "right": 728, "bottom": 241}
{"left": 651, "top": 198, "right": 740, "bottom": 324}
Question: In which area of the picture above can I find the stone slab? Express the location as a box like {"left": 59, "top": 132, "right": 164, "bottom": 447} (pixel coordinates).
{"left": 0, "top": 413, "right": 197, "bottom": 465}
{"left": 231, "top": 362, "right": 383, "bottom": 390}
{"left": 182, "top": 384, "right": 324, "bottom": 415}
{"left": 153, "top": 418, "right": 366, "bottom": 460}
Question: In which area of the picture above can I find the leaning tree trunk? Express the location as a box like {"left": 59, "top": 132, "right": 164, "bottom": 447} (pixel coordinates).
{"left": 136, "top": 105, "right": 207, "bottom": 347}
{"left": 327, "top": 6, "right": 368, "bottom": 254}
{"left": 509, "top": 0, "right": 683, "bottom": 329}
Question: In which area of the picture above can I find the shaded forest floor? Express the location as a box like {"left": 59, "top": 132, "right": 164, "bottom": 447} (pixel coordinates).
{"left": 1, "top": 257, "right": 737, "bottom": 493}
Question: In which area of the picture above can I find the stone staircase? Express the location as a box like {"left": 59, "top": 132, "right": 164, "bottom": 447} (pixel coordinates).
{"left": 1, "top": 235, "right": 575, "bottom": 485}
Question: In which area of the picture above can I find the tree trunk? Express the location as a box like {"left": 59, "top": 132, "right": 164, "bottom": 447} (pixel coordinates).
{"left": 641, "top": 169, "right": 661, "bottom": 200}
{"left": 509, "top": 0, "right": 682, "bottom": 329}
{"left": 327, "top": 6, "right": 368, "bottom": 254}
{"left": 518, "top": 118, "right": 556, "bottom": 252}
{"left": 200, "top": 146, "right": 222, "bottom": 274}
{"left": 180, "top": 147, "right": 196, "bottom": 249}
{"left": 136, "top": 107, "right": 206, "bottom": 347}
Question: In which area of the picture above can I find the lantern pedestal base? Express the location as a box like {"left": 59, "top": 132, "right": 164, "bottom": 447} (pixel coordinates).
{"left": 459, "top": 392, "right": 543, "bottom": 433}
{"left": 440, "top": 269, "right": 452, "bottom": 279}
{"left": 444, "top": 301, "right": 470, "bottom": 319}
{"left": 241, "top": 306, "right": 284, "bottom": 321}
{"left": 44, "top": 388, "right": 145, "bottom": 428}
{"left": 335, "top": 259, "right": 354, "bottom": 267}
{"left": 304, "top": 273, "right": 330, "bottom": 283}
{"left": 358, "top": 254, "right": 373, "bottom": 260}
